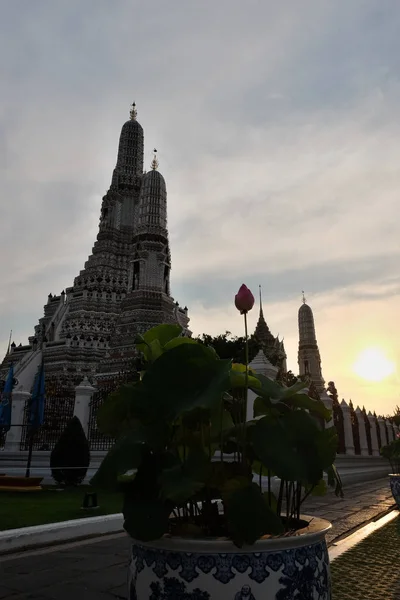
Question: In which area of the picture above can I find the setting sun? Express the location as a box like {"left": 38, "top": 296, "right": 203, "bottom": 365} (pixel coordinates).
{"left": 353, "top": 347, "right": 396, "bottom": 382}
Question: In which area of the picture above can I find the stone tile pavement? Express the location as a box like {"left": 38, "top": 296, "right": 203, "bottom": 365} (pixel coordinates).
{"left": 0, "top": 477, "right": 395, "bottom": 599}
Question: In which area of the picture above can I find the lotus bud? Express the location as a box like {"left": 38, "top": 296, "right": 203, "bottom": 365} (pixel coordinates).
{"left": 234, "top": 284, "right": 255, "bottom": 314}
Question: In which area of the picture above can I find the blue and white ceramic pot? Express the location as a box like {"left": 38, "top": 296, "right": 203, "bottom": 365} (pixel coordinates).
{"left": 389, "top": 474, "right": 400, "bottom": 509}
{"left": 128, "top": 515, "right": 331, "bottom": 600}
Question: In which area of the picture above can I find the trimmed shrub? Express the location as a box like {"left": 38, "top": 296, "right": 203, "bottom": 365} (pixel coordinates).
{"left": 50, "top": 416, "right": 90, "bottom": 486}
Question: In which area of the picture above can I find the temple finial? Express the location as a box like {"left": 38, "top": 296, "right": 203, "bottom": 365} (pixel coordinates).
{"left": 130, "top": 102, "right": 137, "bottom": 121}
{"left": 259, "top": 285, "right": 264, "bottom": 317}
{"left": 151, "top": 148, "right": 159, "bottom": 170}
{"left": 302, "top": 290, "right": 306, "bottom": 304}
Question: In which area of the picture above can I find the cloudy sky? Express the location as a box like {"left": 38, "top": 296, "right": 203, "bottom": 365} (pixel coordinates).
{"left": 1, "top": 0, "right": 400, "bottom": 414}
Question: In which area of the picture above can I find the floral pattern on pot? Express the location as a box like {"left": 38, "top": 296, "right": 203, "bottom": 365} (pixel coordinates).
{"left": 128, "top": 539, "right": 331, "bottom": 600}
{"left": 389, "top": 474, "right": 400, "bottom": 510}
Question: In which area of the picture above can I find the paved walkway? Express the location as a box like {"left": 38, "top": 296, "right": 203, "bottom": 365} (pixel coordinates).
{"left": 0, "top": 478, "right": 395, "bottom": 599}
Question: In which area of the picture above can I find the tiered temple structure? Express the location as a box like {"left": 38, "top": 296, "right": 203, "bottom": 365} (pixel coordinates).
{"left": 1, "top": 104, "right": 189, "bottom": 390}
{"left": 254, "top": 286, "right": 287, "bottom": 374}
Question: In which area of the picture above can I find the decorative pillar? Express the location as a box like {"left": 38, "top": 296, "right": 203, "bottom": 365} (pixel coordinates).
{"left": 320, "top": 389, "right": 333, "bottom": 428}
{"left": 74, "top": 377, "right": 95, "bottom": 436}
{"left": 340, "top": 400, "right": 355, "bottom": 455}
{"left": 4, "top": 386, "right": 31, "bottom": 452}
{"left": 355, "top": 406, "right": 369, "bottom": 456}
{"left": 378, "top": 417, "right": 387, "bottom": 449}
{"left": 247, "top": 350, "right": 279, "bottom": 422}
{"left": 367, "top": 411, "right": 380, "bottom": 456}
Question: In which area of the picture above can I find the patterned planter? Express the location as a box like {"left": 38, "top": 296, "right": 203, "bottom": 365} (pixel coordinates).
{"left": 128, "top": 515, "right": 331, "bottom": 600}
{"left": 389, "top": 474, "right": 400, "bottom": 509}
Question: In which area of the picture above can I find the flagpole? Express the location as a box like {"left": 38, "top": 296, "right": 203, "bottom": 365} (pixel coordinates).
{"left": 25, "top": 430, "right": 34, "bottom": 478}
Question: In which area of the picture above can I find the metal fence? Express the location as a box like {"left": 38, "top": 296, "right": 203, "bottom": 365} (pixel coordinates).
{"left": 88, "top": 372, "right": 138, "bottom": 451}
{"left": 20, "top": 382, "right": 75, "bottom": 451}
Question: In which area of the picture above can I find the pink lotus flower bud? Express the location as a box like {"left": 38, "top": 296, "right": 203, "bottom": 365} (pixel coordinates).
{"left": 235, "top": 284, "right": 255, "bottom": 314}
{"left": 396, "top": 432, "right": 400, "bottom": 439}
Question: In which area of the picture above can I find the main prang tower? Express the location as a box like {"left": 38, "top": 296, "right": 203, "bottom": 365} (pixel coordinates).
{"left": 1, "top": 104, "right": 189, "bottom": 387}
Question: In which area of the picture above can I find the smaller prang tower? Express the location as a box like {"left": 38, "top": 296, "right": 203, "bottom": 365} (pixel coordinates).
{"left": 254, "top": 286, "right": 287, "bottom": 373}
{"left": 297, "top": 293, "right": 325, "bottom": 394}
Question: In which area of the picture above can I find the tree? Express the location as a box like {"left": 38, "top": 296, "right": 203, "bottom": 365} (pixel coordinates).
{"left": 50, "top": 416, "right": 90, "bottom": 486}
{"left": 196, "top": 331, "right": 261, "bottom": 364}
{"left": 392, "top": 406, "right": 400, "bottom": 427}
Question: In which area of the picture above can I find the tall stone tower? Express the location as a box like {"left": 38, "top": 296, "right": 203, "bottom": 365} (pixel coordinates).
{"left": 1, "top": 104, "right": 189, "bottom": 388}
{"left": 297, "top": 294, "right": 325, "bottom": 393}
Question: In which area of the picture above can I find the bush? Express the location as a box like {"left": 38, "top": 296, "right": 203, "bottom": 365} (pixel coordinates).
{"left": 50, "top": 416, "right": 90, "bottom": 486}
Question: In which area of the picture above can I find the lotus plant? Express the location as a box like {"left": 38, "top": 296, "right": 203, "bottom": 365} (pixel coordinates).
{"left": 92, "top": 285, "right": 342, "bottom": 547}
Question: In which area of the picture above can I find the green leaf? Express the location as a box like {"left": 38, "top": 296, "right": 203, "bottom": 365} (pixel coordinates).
{"left": 142, "top": 323, "right": 182, "bottom": 346}
{"left": 158, "top": 465, "right": 204, "bottom": 504}
{"left": 286, "top": 393, "right": 331, "bottom": 421}
{"left": 316, "top": 426, "right": 338, "bottom": 469}
{"left": 250, "top": 411, "right": 326, "bottom": 484}
{"left": 164, "top": 337, "right": 199, "bottom": 350}
{"left": 96, "top": 382, "right": 153, "bottom": 437}
{"left": 136, "top": 324, "right": 182, "bottom": 360}
{"left": 251, "top": 374, "right": 307, "bottom": 402}
{"left": 90, "top": 431, "right": 146, "bottom": 490}
{"left": 141, "top": 343, "right": 232, "bottom": 420}
{"left": 224, "top": 483, "right": 283, "bottom": 545}
{"left": 123, "top": 498, "right": 171, "bottom": 541}
{"left": 253, "top": 396, "right": 271, "bottom": 417}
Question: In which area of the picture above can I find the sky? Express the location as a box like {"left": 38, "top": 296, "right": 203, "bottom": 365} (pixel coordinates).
{"left": 1, "top": 0, "right": 400, "bottom": 415}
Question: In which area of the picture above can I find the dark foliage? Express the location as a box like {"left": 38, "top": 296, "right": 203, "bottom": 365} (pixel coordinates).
{"left": 50, "top": 416, "right": 90, "bottom": 486}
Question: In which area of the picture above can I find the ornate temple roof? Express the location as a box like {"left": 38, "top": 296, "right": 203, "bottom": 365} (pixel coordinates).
{"left": 254, "top": 285, "right": 276, "bottom": 348}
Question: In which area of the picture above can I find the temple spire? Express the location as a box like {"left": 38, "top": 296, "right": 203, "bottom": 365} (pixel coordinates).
{"left": 151, "top": 148, "right": 159, "bottom": 170}
{"left": 302, "top": 290, "right": 306, "bottom": 304}
{"left": 130, "top": 102, "right": 137, "bottom": 121}
{"left": 259, "top": 285, "right": 264, "bottom": 317}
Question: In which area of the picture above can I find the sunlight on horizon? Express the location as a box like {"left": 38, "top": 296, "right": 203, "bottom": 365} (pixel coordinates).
{"left": 352, "top": 347, "right": 396, "bottom": 383}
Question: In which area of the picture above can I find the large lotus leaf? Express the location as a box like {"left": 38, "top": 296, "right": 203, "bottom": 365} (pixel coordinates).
{"left": 123, "top": 498, "right": 171, "bottom": 541}
{"left": 164, "top": 337, "right": 199, "bottom": 351}
{"left": 250, "top": 416, "right": 308, "bottom": 481}
{"left": 141, "top": 343, "right": 232, "bottom": 420}
{"left": 250, "top": 411, "right": 326, "bottom": 484}
{"left": 96, "top": 383, "right": 154, "bottom": 437}
{"left": 250, "top": 374, "right": 306, "bottom": 401}
{"left": 224, "top": 482, "right": 283, "bottom": 546}
{"left": 230, "top": 369, "right": 261, "bottom": 391}
{"left": 253, "top": 396, "right": 271, "bottom": 417}
{"left": 286, "top": 393, "right": 332, "bottom": 421}
{"left": 135, "top": 324, "right": 182, "bottom": 360}
{"left": 90, "top": 430, "right": 146, "bottom": 490}
{"left": 315, "top": 426, "right": 338, "bottom": 469}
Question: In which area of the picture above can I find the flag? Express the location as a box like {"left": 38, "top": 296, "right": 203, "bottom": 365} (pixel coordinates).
{"left": 29, "top": 361, "right": 45, "bottom": 428}
{"left": 0, "top": 364, "right": 14, "bottom": 432}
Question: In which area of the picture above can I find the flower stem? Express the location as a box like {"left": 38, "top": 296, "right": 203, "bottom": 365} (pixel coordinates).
{"left": 242, "top": 312, "right": 249, "bottom": 465}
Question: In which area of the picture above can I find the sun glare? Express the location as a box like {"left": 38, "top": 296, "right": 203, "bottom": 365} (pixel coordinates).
{"left": 353, "top": 347, "right": 396, "bottom": 382}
